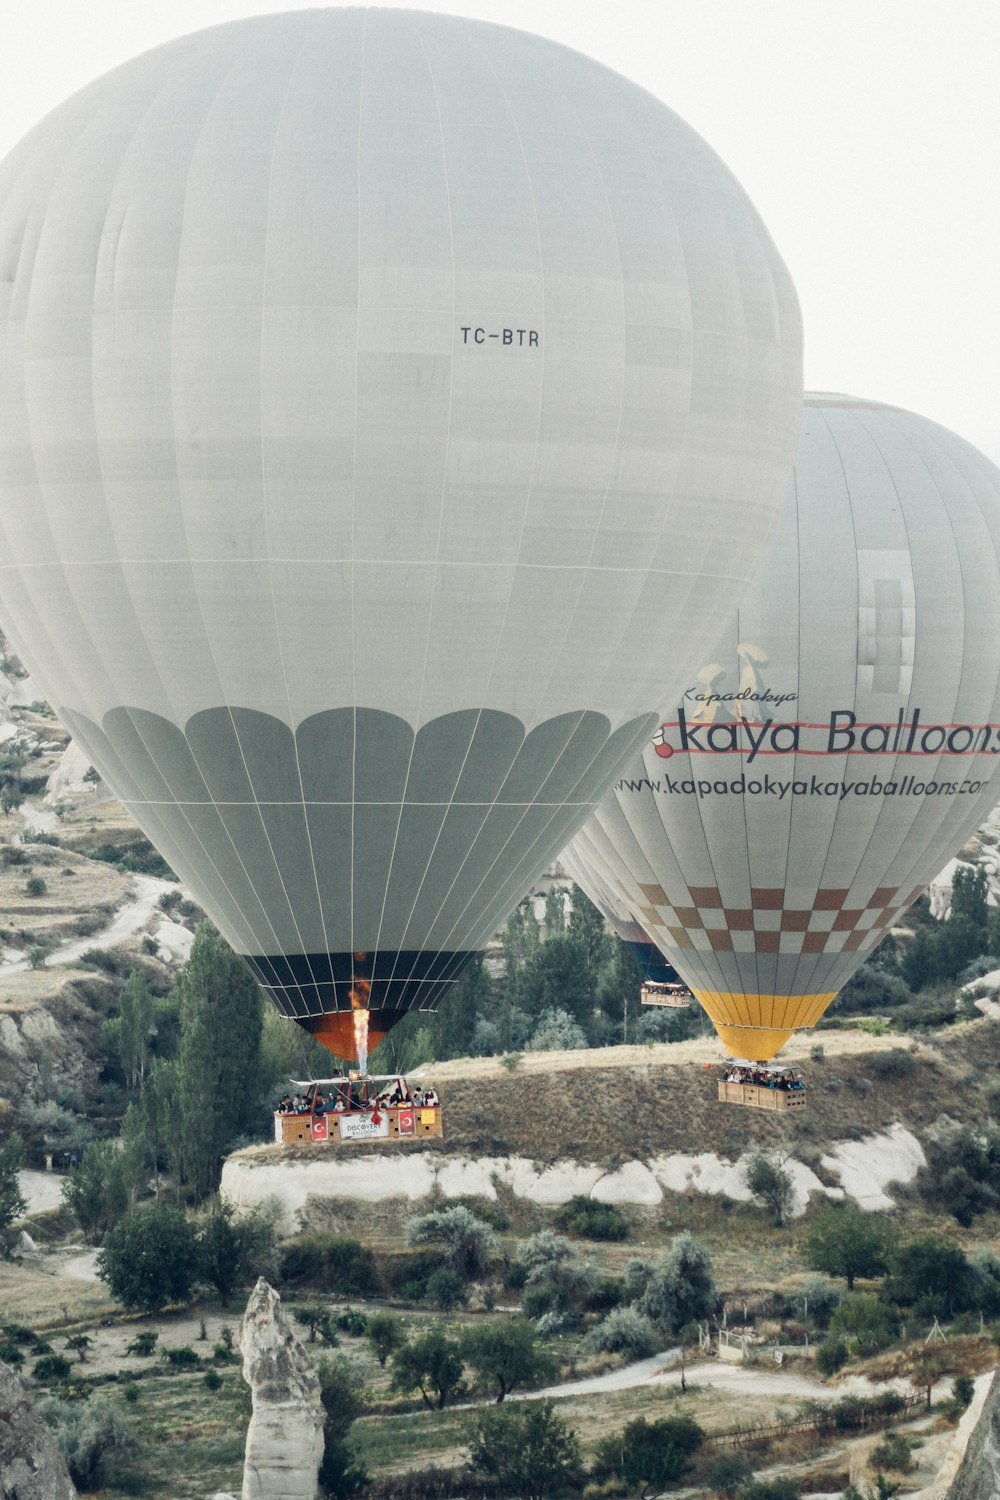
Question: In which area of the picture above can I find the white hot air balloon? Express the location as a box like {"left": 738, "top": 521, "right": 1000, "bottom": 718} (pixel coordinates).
{"left": 568, "top": 394, "right": 1000, "bottom": 1063}
{"left": 0, "top": 10, "right": 802, "bottom": 1061}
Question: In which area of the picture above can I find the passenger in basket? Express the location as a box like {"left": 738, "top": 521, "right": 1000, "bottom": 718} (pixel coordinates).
{"left": 423, "top": 1088, "right": 439, "bottom": 1108}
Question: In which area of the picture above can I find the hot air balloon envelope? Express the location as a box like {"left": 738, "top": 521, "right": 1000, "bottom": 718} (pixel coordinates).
{"left": 568, "top": 394, "right": 1000, "bottom": 1060}
{"left": 0, "top": 10, "right": 802, "bottom": 1056}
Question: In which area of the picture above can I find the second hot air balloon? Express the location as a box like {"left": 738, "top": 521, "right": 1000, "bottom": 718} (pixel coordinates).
{"left": 567, "top": 394, "right": 1000, "bottom": 1062}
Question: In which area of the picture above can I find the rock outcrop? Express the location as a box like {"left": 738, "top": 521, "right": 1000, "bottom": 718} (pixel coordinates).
{"left": 948, "top": 1368, "right": 1000, "bottom": 1500}
{"left": 0, "top": 1358, "right": 77, "bottom": 1499}
{"left": 239, "top": 1278, "right": 324, "bottom": 1500}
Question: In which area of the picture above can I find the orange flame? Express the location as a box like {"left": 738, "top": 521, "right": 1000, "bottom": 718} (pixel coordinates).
{"left": 348, "top": 957, "right": 371, "bottom": 1073}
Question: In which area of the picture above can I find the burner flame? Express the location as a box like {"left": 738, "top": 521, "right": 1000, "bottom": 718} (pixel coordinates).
{"left": 349, "top": 959, "right": 372, "bottom": 1073}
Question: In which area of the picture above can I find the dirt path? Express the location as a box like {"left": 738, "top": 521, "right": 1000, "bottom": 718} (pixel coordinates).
{"left": 531, "top": 1351, "right": 955, "bottom": 1408}
{"left": 2, "top": 872, "right": 173, "bottom": 973}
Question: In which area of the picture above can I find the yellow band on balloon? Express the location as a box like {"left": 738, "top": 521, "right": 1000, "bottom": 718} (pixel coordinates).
{"left": 691, "top": 990, "right": 837, "bottom": 1063}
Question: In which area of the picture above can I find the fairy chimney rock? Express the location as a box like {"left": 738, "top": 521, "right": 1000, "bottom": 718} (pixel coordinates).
{"left": 0, "top": 1358, "right": 77, "bottom": 1499}
{"left": 240, "top": 1278, "right": 324, "bottom": 1500}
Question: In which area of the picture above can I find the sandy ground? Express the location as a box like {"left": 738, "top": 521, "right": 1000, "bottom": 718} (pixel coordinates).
{"left": 425, "top": 1025, "right": 944, "bottom": 1083}
{"left": 16, "top": 798, "right": 59, "bottom": 835}
{"left": 20, "top": 1168, "right": 65, "bottom": 1215}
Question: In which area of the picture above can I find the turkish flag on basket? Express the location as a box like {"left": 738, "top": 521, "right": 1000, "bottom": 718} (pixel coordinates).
{"left": 370, "top": 1107, "right": 382, "bottom": 1126}
{"left": 311, "top": 1116, "right": 328, "bottom": 1142}
{"left": 398, "top": 1107, "right": 415, "bottom": 1136}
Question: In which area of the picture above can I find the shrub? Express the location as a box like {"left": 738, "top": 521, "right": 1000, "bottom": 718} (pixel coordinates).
{"left": 279, "top": 1233, "right": 377, "bottom": 1295}
{"left": 581, "top": 1305, "right": 657, "bottom": 1359}
{"left": 527, "top": 1007, "right": 587, "bottom": 1051}
{"left": 27, "top": 946, "right": 48, "bottom": 970}
{"left": 24, "top": 875, "right": 46, "bottom": 897}
{"left": 707, "top": 1454, "right": 755, "bottom": 1497}
{"left": 427, "top": 1267, "right": 468, "bottom": 1310}
{"left": 160, "top": 1345, "right": 200, "bottom": 1367}
{"left": 0, "top": 1339, "right": 23, "bottom": 1365}
{"left": 335, "top": 1308, "right": 368, "bottom": 1337}
{"left": 594, "top": 1415, "right": 703, "bottom": 1489}
{"left": 125, "top": 1331, "right": 158, "bottom": 1357}
{"left": 953, "top": 1374, "right": 975, "bottom": 1410}
{"left": 38, "top": 1392, "right": 138, "bottom": 1489}
{"left": 741, "top": 1483, "right": 802, "bottom": 1500}
{"left": 870, "top": 1432, "right": 913, "bottom": 1471}
{"left": 34, "top": 1353, "right": 72, "bottom": 1382}
{"left": 203, "top": 1367, "right": 223, "bottom": 1392}
{"left": 446, "top": 1195, "right": 510, "bottom": 1232}
{"left": 868, "top": 1049, "right": 917, "bottom": 1080}
{"left": 499, "top": 1051, "right": 522, "bottom": 1071}
{"left": 815, "top": 1338, "right": 849, "bottom": 1376}
{"left": 792, "top": 1275, "right": 843, "bottom": 1329}
{"left": 80, "top": 947, "right": 122, "bottom": 974}
{"left": 554, "top": 1196, "right": 629, "bottom": 1241}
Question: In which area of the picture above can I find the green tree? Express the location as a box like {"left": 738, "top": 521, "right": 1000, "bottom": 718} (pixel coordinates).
{"left": 900, "top": 927, "right": 939, "bottom": 992}
{"left": 744, "top": 1150, "right": 795, "bottom": 1226}
{"left": 391, "top": 1326, "right": 464, "bottom": 1410}
{"left": 0, "top": 1133, "right": 26, "bottom": 1257}
{"left": 884, "top": 1236, "right": 976, "bottom": 1316}
{"left": 62, "top": 1138, "right": 143, "bottom": 1243}
{"left": 174, "top": 924, "right": 265, "bottom": 1197}
{"left": 364, "top": 1311, "right": 404, "bottom": 1368}
{"left": 405, "top": 1206, "right": 499, "bottom": 1279}
{"left": 594, "top": 1414, "right": 703, "bottom": 1489}
{"left": 638, "top": 1232, "right": 718, "bottom": 1335}
{"left": 500, "top": 905, "right": 541, "bottom": 1036}
{"left": 806, "top": 1203, "right": 893, "bottom": 1289}
{"left": 951, "top": 865, "right": 989, "bottom": 929}
{"left": 521, "top": 936, "right": 594, "bottom": 1028}
{"left": 543, "top": 886, "right": 566, "bottom": 935}
{"left": 197, "top": 1195, "right": 279, "bottom": 1307}
{"left": 462, "top": 1318, "right": 558, "bottom": 1403}
{"left": 316, "top": 1353, "right": 367, "bottom": 1498}
{"left": 466, "top": 1400, "right": 582, "bottom": 1500}
{"left": 96, "top": 1203, "right": 200, "bottom": 1313}
{"left": 828, "top": 1293, "right": 897, "bottom": 1352}
{"left": 115, "top": 970, "right": 155, "bottom": 1095}
{"left": 518, "top": 1231, "right": 599, "bottom": 1328}
{"left": 431, "top": 956, "right": 490, "bottom": 1062}
{"left": 567, "top": 884, "right": 611, "bottom": 971}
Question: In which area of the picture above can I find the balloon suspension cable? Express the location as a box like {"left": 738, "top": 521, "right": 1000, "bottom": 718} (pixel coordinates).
{"left": 349, "top": 964, "right": 371, "bottom": 1074}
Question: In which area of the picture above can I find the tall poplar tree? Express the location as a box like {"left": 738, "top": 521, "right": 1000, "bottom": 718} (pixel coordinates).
{"left": 174, "top": 923, "right": 264, "bottom": 1198}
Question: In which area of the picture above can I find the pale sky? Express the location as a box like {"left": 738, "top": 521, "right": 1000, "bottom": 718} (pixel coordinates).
{"left": 4, "top": 0, "right": 999, "bottom": 463}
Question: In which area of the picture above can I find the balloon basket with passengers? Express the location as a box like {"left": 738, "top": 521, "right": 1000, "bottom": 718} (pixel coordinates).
{"left": 717, "top": 1060, "right": 806, "bottom": 1112}
{"left": 275, "top": 1074, "right": 442, "bottom": 1147}
{"left": 640, "top": 979, "right": 692, "bottom": 1008}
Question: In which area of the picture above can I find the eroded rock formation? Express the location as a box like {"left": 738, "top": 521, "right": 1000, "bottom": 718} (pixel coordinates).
{"left": 239, "top": 1278, "right": 324, "bottom": 1500}
{"left": 948, "top": 1368, "right": 1000, "bottom": 1500}
{"left": 0, "top": 1358, "right": 77, "bottom": 1499}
